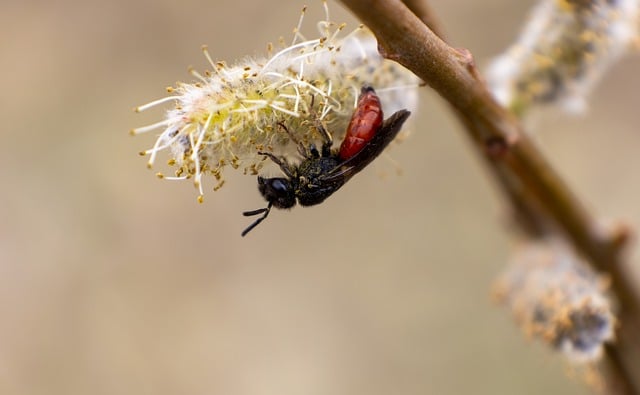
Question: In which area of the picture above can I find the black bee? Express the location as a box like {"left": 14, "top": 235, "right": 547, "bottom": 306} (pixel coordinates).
{"left": 242, "top": 87, "right": 410, "bottom": 236}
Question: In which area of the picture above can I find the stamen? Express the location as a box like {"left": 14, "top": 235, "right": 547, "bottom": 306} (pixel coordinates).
{"left": 130, "top": 119, "right": 172, "bottom": 135}
{"left": 260, "top": 39, "right": 322, "bottom": 73}
{"left": 322, "top": 0, "right": 330, "bottom": 25}
{"left": 135, "top": 96, "right": 181, "bottom": 112}
{"left": 291, "top": 5, "right": 308, "bottom": 45}
{"left": 188, "top": 66, "right": 208, "bottom": 84}
{"left": 269, "top": 102, "right": 300, "bottom": 117}
{"left": 201, "top": 45, "right": 217, "bottom": 70}
{"left": 145, "top": 129, "right": 181, "bottom": 167}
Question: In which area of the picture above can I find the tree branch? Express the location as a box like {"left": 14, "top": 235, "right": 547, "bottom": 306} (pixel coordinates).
{"left": 338, "top": 0, "right": 640, "bottom": 393}
{"left": 398, "top": 0, "right": 447, "bottom": 41}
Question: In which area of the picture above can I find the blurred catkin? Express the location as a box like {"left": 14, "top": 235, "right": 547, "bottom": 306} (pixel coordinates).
{"left": 494, "top": 239, "right": 615, "bottom": 363}
{"left": 487, "top": 0, "right": 639, "bottom": 116}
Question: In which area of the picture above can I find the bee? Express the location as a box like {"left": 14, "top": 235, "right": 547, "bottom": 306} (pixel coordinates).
{"left": 242, "top": 86, "right": 410, "bottom": 236}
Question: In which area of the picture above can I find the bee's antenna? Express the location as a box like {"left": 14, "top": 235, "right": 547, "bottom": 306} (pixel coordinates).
{"left": 241, "top": 202, "right": 273, "bottom": 237}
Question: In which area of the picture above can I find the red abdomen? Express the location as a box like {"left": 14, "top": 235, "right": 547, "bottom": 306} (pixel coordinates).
{"left": 338, "top": 87, "right": 384, "bottom": 160}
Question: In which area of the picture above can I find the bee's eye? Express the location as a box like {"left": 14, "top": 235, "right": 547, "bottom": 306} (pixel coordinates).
{"left": 270, "top": 179, "right": 289, "bottom": 194}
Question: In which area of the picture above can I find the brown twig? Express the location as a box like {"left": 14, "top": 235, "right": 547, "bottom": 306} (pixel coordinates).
{"left": 399, "top": 0, "right": 447, "bottom": 41}
{"left": 338, "top": 0, "right": 640, "bottom": 393}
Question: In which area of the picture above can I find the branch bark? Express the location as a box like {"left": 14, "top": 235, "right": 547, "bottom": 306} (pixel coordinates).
{"left": 338, "top": 0, "right": 640, "bottom": 393}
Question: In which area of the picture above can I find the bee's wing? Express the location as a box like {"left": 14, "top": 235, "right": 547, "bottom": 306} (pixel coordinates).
{"left": 320, "top": 109, "right": 411, "bottom": 182}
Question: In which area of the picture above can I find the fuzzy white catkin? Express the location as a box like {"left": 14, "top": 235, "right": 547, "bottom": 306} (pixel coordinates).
{"left": 486, "top": 0, "right": 639, "bottom": 116}
{"left": 132, "top": 4, "right": 419, "bottom": 201}
{"left": 493, "top": 239, "right": 615, "bottom": 363}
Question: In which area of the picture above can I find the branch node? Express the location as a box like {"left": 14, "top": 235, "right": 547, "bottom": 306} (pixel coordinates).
{"left": 484, "top": 136, "right": 509, "bottom": 158}
{"left": 484, "top": 133, "right": 519, "bottom": 159}
{"left": 454, "top": 47, "right": 482, "bottom": 82}
{"left": 376, "top": 43, "right": 401, "bottom": 62}
{"left": 605, "top": 221, "right": 634, "bottom": 253}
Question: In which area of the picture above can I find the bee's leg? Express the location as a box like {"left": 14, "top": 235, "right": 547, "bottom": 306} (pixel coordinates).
{"left": 257, "top": 151, "right": 295, "bottom": 178}
{"left": 241, "top": 202, "right": 273, "bottom": 237}
{"left": 277, "top": 122, "right": 309, "bottom": 158}
{"left": 314, "top": 121, "right": 333, "bottom": 157}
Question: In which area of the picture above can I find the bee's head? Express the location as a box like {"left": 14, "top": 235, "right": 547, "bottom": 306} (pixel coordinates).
{"left": 257, "top": 176, "right": 296, "bottom": 209}
{"left": 241, "top": 176, "right": 297, "bottom": 237}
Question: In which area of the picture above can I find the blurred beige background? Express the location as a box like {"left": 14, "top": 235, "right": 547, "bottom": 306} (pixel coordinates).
{"left": 1, "top": 0, "right": 639, "bottom": 394}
